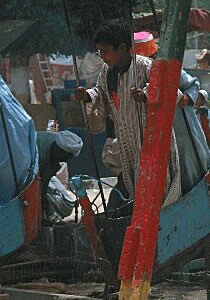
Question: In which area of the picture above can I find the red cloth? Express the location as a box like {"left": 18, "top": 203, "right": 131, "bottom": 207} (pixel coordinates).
{"left": 200, "top": 114, "right": 210, "bottom": 144}
{"left": 112, "top": 91, "right": 119, "bottom": 109}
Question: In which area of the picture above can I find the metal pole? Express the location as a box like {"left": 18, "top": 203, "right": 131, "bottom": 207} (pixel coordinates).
{"left": 129, "top": 6, "right": 144, "bottom": 145}
{"left": 129, "top": 6, "right": 137, "bottom": 87}
{"left": 193, "top": 0, "right": 199, "bottom": 49}
{"left": 62, "top": 0, "right": 107, "bottom": 212}
{"left": 147, "top": 0, "right": 158, "bottom": 30}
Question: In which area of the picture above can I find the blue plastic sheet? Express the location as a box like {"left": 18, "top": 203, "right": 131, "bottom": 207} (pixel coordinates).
{"left": 0, "top": 76, "right": 38, "bottom": 205}
{"left": 174, "top": 105, "right": 210, "bottom": 194}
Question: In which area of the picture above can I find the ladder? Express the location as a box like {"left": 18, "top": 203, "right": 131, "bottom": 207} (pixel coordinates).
{"left": 36, "top": 54, "right": 54, "bottom": 92}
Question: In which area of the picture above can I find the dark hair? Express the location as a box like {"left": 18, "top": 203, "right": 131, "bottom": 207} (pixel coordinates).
{"left": 94, "top": 19, "right": 132, "bottom": 51}
{"left": 51, "top": 141, "right": 73, "bottom": 164}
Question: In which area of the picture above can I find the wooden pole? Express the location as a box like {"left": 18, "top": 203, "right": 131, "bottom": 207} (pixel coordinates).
{"left": 118, "top": 1, "right": 192, "bottom": 299}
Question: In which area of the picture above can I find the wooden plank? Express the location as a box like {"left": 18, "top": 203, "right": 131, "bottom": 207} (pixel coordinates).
{"left": 14, "top": 283, "right": 65, "bottom": 294}
{"left": 0, "top": 287, "right": 101, "bottom": 300}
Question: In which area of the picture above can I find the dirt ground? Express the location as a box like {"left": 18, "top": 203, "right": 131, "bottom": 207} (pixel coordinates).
{"left": 58, "top": 281, "right": 207, "bottom": 299}
{"left": 9, "top": 280, "right": 207, "bottom": 299}
{"left": 12, "top": 281, "right": 207, "bottom": 299}
{"left": 149, "top": 282, "right": 206, "bottom": 299}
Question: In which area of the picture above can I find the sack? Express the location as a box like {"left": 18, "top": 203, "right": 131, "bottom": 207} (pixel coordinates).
{"left": 46, "top": 176, "right": 75, "bottom": 223}
{"left": 56, "top": 162, "right": 69, "bottom": 187}
{"left": 102, "top": 138, "right": 122, "bottom": 176}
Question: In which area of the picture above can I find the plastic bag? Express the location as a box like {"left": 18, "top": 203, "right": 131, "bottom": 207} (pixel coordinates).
{"left": 46, "top": 176, "right": 75, "bottom": 223}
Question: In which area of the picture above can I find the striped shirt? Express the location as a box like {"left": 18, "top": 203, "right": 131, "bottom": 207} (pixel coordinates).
{"left": 85, "top": 55, "right": 181, "bottom": 204}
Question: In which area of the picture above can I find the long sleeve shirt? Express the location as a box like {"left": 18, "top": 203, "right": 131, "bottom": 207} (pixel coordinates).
{"left": 85, "top": 55, "right": 151, "bottom": 199}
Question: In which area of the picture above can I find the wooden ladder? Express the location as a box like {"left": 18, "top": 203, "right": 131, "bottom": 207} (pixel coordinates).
{"left": 36, "top": 54, "right": 54, "bottom": 92}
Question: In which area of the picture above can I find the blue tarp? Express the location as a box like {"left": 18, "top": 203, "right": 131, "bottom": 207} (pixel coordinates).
{"left": 174, "top": 105, "right": 210, "bottom": 194}
{"left": 0, "top": 76, "right": 38, "bottom": 205}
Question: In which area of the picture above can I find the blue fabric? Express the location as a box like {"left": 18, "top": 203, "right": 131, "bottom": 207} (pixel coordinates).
{"left": 0, "top": 76, "right": 38, "bottom": 205}
{"left": 179, "top": 69, "right": 200, "bottom": 104}
{"left": 174, "top": 70, "right": 210, "bottom": 194}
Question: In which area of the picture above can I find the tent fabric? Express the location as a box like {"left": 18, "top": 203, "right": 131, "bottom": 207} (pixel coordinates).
{"left": 174, "top": 105, "right": 210, "bottom": 195}
{"left": 0, "top": 19, "right": 39, "bottom": 56}
{"left": 173, "top": 69, "right": 210, "bottom": 195}
{"left": 188, "top": 8, "right": 210, "bottom": 33}
{"left": 0, "top": 76, "right": 38, "bottom": 205}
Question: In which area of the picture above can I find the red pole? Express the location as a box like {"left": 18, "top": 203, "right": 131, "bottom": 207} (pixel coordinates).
{"left": 200, "top": 114, "right": 210, "bottom": 145}
{"left": 118, "top": 58, "right": 182, "bottom": 299}
{"left": 118, "top": 0, "right": 192, "bottom": 296}
{"left": 78, "top": 195, "right": 105, "bottom": 259}
{"left": 71, "top": 176, "right": 105, "bottom": 259}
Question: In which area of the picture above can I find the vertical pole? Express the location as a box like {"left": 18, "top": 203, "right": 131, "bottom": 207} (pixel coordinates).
{"left": 71, "top": 176, "right": 105, "bottom": 259}
{"left": 62, "top": 0, "right": 107, "bottom": 212}
{"left": 129, "top": 6, "right": 144, "bottom": 145}
{"left": 118, "top": 1, "right": 192, "bottom": 299}
{"left": 193, "top": 0, "right": 198, "bottom": 49}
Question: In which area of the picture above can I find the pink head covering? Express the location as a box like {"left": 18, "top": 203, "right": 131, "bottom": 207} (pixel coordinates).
{"left": 134, "top": 31, "right": 158, "bottom": 57}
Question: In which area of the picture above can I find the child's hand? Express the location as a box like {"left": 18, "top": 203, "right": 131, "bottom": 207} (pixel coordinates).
{"left": 130, "top": 87, "right": 146, "bottom": 103}
{"left": 74, "top": 87, "right": 90, "bottom": 102}
{"left": 178, "top": 94, "right": 190, "bottom": 108}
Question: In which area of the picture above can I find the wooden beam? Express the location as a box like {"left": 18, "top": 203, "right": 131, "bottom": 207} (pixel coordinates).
{"left": 118, "top": 1, "right": 192, "bottom": 299}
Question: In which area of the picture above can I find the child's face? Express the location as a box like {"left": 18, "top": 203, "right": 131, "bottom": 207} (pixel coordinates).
{"left": 96, "top": 42, "right": 128, "bottom": 68}
{"left": 195, "top": 94, "right": 206, "bottom": 107}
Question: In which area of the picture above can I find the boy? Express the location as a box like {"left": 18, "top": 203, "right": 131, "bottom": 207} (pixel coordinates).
{"left": 74, "top": 20, "right": 181, "bottom": 209}
{"left": 74, "top": 19, "right": 151, "bottom": 204}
